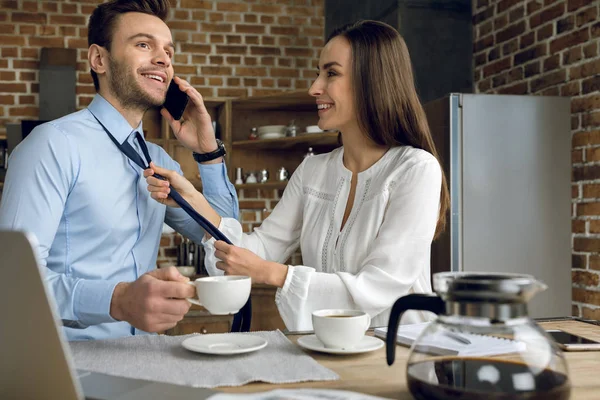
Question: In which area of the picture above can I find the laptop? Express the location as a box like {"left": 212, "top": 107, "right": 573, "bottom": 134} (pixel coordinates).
{"left": 0, "top": 230, "right": 217, "bottom": 399}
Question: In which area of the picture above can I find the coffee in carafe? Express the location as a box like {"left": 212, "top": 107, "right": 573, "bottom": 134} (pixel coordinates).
{"left": 386, "top": 272, "right": 571, "bottom": 400}
{"left": 407, "top": 357, "right": 570, "bottom": 400}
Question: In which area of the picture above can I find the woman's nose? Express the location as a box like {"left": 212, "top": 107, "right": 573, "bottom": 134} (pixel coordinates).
{"left": 309, "top": 80, "right": 323, "bottom": 97}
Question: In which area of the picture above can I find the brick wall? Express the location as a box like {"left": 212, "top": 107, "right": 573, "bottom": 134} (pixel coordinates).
{"left": 0, "top": 0, "right": 324, "bottom": 136}
{"left": 472, "top": 0, "right": 600, "bottom": 318}
{"left": 238, "top": 188, "right": 280, "bottom": 233}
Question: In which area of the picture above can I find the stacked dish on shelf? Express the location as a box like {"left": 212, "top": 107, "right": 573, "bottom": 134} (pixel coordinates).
{"left": 256, "top": 125, "right": 334, "bottom": 139}
{"left": 257, "top": 125, "right": 286, "bottom": 139}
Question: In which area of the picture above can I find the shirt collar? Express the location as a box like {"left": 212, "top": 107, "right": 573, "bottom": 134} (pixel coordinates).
{"left": 88, "top": 94, "right": 144, "bottom": 144}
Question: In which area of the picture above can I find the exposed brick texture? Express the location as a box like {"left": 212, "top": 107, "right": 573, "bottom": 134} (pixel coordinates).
{"left": 473, "top": 0, "right": 600, "bottom": 316}
{"left": 0, "top": 0, "right": 324, "bottom": 136}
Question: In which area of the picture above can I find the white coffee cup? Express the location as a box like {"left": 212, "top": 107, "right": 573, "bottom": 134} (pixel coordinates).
{"left": 312, "top": 309, "right": 371, "bottom": 349}
{"left": 187, "top": 276, "right": 251, "bottom": 315}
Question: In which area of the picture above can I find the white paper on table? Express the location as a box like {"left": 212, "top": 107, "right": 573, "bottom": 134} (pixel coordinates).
{"left": 374, "top": 322, "right": 526, "bottom": 357}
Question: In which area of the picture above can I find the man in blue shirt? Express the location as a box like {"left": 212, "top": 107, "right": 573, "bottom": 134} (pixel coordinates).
{"left": 0, "top": 0, "right": 239, "bottom": 340}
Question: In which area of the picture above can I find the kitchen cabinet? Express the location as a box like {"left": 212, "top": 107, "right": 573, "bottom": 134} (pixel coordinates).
{"left": 227, "top": 90, "right": 339, "bottom": 189}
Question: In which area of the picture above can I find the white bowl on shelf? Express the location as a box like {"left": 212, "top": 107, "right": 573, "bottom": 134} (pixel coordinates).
{"left": 257, "top": 125, "right": 286, "bottom": 135}
{"left": 259, "top": 132, "right": 285, "bottom": 139}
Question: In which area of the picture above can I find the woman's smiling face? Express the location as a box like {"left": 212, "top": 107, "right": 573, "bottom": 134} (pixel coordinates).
{"left": 309, "top": 36, "right": 357, "bottom": 133}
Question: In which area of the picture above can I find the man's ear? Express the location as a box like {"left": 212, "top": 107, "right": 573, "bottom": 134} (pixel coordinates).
{"left": 88, "top": 44, "right": 107, "bottom": 75}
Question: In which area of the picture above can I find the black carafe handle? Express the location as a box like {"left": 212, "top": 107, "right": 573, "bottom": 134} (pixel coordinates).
{"left": 386, "top": 294, "right": 445, "bottom": 366}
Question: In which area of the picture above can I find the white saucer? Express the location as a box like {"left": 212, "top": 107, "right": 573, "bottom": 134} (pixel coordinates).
{"left": 182, "top": 333, "right": 268, "bottom": 355}
{"left": 297, "top": 335, "right": 384, "bottom": 355}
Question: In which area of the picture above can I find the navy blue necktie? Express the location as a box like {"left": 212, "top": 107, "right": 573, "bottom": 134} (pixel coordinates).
{"left": 90, "top": 112, "right": 251, "bottom": 333}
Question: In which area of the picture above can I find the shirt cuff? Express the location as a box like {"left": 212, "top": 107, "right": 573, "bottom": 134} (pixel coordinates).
{"left": 198, "top": 161, "right": 233, "bottom": 196}
{"left": 73, "top": 279, "right": 119, "bottom": 326}
{"left": 275, "top": 265, "right": 313, "bottom": 305}
{"left": 275, "top": 265, "right": 314, "bottom": 331}
{"left": 277, "top": 265, "right": 296, "bottom": 299}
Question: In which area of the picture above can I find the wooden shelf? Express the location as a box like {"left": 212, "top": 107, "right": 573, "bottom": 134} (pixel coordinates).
{"left": 235, "top": 181, "right": 287, "bottom": 190}
{"left": 232, "top": 132, "right": 338, "bottom": 150}
{"left": 204, "top": 98, "right": 228, "bottom": 108}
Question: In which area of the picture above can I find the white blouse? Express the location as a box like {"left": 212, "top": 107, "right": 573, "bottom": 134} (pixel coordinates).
{"left": 203, "top": 146, "right": 442, "bottom": 331}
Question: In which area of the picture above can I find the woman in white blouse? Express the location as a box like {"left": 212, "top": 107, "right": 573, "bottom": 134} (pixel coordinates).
{"left": 145, "top": 20, "right": 449, "bottom": 331}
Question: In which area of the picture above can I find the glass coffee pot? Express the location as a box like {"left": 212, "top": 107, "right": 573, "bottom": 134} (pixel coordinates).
{"left": 386, "top": 272, "right": 570, "bottom": 400}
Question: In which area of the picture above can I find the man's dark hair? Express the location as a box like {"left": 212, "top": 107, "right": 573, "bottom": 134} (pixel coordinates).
{"left": 88, "top": 0, "right": 170, "bottom": 91}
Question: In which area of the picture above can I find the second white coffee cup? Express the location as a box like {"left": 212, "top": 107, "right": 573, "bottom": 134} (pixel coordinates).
{"left": 187, "top": 276, "right": 251, "bottom": 315}
{"left": 312, "top": 309, "right": 371, "bottom": 349}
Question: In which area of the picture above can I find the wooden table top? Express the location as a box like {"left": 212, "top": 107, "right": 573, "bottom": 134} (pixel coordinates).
{"left": 218, "top": 319, "right": 600, "bottom": 399}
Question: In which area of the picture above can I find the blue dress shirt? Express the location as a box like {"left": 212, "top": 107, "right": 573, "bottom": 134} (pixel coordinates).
{"left": 0, "top": 94, "right": 239, "bottom": 341}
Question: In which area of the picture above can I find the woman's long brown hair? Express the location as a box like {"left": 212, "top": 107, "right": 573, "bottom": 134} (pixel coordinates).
{"left": 327, "top": 20, "right": 450, "bottom": 239}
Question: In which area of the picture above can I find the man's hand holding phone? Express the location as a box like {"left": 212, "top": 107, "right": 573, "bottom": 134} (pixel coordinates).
{"left": 161, "top": 76, "right": 221, "bottom": 160}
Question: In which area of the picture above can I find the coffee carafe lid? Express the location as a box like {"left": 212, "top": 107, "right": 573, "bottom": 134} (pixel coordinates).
{"left": 433, "top": 272, "right": 547, "bottom": 304}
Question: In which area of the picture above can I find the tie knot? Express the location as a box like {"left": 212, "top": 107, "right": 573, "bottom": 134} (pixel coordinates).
{"left": 132, "top": 131, "right": 151, "bottom": 168}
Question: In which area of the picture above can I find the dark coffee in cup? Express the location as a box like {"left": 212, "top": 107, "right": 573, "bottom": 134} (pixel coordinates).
{"left": 407, "top": 357, "right": 570, "bottom": 400}
{"left": 327, "top": 315, "right": 353, "bottom": 318}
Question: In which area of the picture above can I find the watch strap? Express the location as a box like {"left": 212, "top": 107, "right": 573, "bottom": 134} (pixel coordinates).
{"left": 193, "top": 140, "right": 226, "bottom": 163}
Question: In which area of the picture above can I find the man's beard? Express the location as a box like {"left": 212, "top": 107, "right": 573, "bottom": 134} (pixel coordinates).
{"left": 107, "top": 54, "right": 165, "bottom": 112}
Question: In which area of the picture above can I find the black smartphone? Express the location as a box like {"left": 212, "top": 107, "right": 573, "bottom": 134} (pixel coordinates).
{"left": 162, "top": 80, "right": 189, "bottom": 120}
{"left": 546, "top": 329, "right": 600, "bottom": 351}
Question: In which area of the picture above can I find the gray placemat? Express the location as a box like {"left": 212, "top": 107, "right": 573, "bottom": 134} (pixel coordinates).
{"left": 69, "top": 330, "right": 339, "bottom": 388}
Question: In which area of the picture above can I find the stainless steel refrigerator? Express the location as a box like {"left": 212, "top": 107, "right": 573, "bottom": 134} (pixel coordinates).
{"left": 425, "top": 94, "right": 572, "bottom": 318}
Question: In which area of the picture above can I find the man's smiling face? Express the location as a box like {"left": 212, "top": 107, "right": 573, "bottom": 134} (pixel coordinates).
{"left": 104, "top": 12, "right": 175, "bottom": 110}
